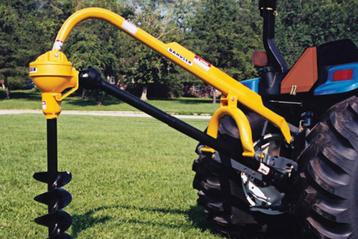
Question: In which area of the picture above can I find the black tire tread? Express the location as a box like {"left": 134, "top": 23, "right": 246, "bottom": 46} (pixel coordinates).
{"left": 192, "top": 114, "right": 298, "bottom": 238}
{"left": 192, "top": 157, "right": 259, "bottom": 228}
{"left": 299, "top": 96, "right": 358, "bottom": 239}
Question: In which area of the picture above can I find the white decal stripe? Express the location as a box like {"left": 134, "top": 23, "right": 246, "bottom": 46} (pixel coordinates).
{"left": 193, "top": 58, "right": 210, "bottom": 71}
{"left": 53, "top": 40, "right": 63, "bottom": 50}
{"left": 122, "top": 20, "right": 138, "bottom": 35}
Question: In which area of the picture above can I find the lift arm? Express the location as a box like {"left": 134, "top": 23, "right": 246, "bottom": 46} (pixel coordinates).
{"left": 52, "top": 8, "right": 292, "bottom": 150}
{"left": 79, "top": 67, "right": 291, "bottom": 186}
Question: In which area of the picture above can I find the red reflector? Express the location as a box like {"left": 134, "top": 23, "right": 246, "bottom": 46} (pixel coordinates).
{"left": 333, "top": 69, "right": 353, "bottom": 81}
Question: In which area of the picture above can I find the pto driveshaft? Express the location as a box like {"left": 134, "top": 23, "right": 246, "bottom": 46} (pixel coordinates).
{"left": 79, "top": 68, "right": 287, "bottom": 185}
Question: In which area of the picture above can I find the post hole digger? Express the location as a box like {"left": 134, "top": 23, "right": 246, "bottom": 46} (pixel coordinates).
{"left": 28, "top": 1, "right": 357, "bottom": 238}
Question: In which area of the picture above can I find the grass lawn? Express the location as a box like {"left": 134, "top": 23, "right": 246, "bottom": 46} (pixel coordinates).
{"left": 0, "top": 90, "right": 219, "bottom": 115}
{"left": 0, "top": 114, "right": 221, "bottom": 239}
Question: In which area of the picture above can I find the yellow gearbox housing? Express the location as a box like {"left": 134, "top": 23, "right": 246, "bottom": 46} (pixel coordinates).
{"left": 29, "top": 50, "right": 78, "bottom": 119}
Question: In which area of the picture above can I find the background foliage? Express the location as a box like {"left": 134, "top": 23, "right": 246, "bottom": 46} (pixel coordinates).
{"left": 0, "top": 0, "right": 357, "bottom": 99}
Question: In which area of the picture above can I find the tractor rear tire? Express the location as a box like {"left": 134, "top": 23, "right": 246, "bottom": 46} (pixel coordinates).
{"left": 192, "top": 153, "right": 263, "bottom": 238}
{"left": 192, "top": 115, "right": 298, "bottom": 238}
{"left": 298, "top": 96, "right": 358, "bottom": 239}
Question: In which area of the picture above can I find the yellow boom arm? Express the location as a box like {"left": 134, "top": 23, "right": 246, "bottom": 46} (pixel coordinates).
{"left": 33, "top": 7, "right": 292, "bottom": 157}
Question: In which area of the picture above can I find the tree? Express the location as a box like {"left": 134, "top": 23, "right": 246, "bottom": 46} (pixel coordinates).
{"left": 117, "top": 2, "right": 184, "bottom": 100}
{"left": 186, "top": 0, "right": 262, "bottom": 81}
{"left": 276, "top": 0, "right": 358, "bottom": 66}
{"left": 0, "top": 3, "right": 19, "bottom": 98}
{"left": 0, "top": 0, "right": 72, "bottom": 98}
{"left": 1, "top": 0, "right": 356, "bottom": 101}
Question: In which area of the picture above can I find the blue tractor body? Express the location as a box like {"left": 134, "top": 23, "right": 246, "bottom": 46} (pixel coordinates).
{"left": 242, "top": 62, "right": 358, "bottom": 96}
{"left": 314, "top": 62, "right": 358, "bottom": 95}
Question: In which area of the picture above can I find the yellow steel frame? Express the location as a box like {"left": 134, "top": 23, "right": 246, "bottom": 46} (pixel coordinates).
{"left": 31, "top": 7, "right": 292, "bottom": 156}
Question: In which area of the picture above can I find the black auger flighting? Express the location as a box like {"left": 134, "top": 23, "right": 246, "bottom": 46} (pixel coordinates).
{"left": 34, "top": 119, "right": 73, "bottom": 239}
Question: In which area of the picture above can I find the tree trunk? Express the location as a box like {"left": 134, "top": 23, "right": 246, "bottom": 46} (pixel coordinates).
{"left": 4, "top": 77, "right": 10, "bottom": 99}
{"left": 140, "top": 86, "right": 148, "bottom": 101}
{"left": 212, "top": 87, "right": 217, "bottom": 104}
{"left": 81, "top": 89, "right": 87, "bottom": 99}
{"left": 95, "top": 90, "right": 103, "bottom": 106}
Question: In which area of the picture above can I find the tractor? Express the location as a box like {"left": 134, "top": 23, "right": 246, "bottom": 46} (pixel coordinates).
{"left": 29, "top": 0, "right": 357, "bottom": 238}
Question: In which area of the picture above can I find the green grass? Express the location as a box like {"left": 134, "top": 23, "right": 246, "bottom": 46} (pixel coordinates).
{"left": 0, "top": 90, "right": 219, "bottom": 115}
{"left": 0, "top": 114, "right": 221, "bottom": 239}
